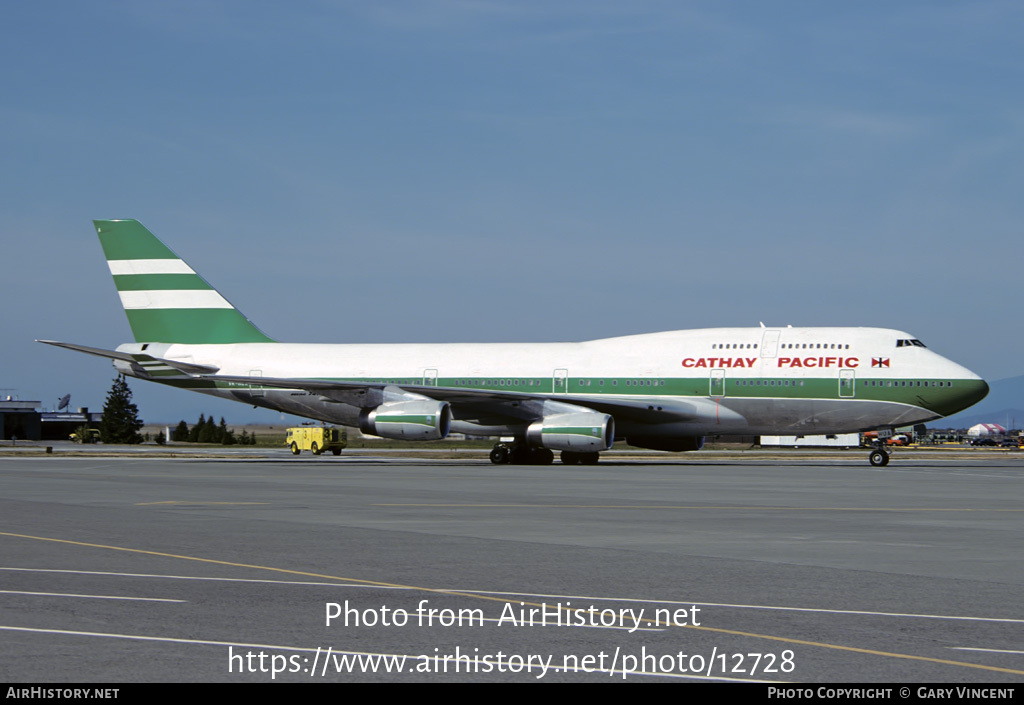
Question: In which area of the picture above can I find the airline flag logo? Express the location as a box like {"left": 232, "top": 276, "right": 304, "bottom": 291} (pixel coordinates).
{"left": 872, "top": 357, "right": 890, "bottom": 368}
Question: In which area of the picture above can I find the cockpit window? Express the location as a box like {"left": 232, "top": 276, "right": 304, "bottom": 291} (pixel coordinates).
{"left": 896, "top": 339, "right": 927, "bottom": 348}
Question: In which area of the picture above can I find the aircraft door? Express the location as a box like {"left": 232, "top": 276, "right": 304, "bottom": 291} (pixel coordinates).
{"left": 553, "top": 369, "right": 568, "bottom": 394}
{"left": 710, "top": 369, "right": 725, "bottom": 397}
{"left": 761, "top": 330, "right": 781, "bottom": 358}
{"left": 839, "top": 369, "right": 855, "bottom": 398}
{"left": 422, "top": 369, "right": 438, "bottom": 386}
{"left": 249, "top": 369, "right": 264, "bottom": 397}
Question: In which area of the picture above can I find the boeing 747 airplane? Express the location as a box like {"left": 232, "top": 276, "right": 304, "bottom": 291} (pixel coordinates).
{"left": 41, "top": 220, "right": 988, "bottom": 466}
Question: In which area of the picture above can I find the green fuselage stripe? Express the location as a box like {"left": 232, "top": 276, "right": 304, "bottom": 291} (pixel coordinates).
{"left": 156, "top": 374, "right": 984, "bottom": 419}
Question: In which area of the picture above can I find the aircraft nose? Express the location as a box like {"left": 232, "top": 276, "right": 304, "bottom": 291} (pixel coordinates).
{"left": 968, "top": 378, "right": 990, "bottom": 407}
{"left": 942, "top": 377, "right": 988, "bottom": 417}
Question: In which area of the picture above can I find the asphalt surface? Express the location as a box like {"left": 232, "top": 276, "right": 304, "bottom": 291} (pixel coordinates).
{"left": 2, "top": 448, "right": 1023, "bottom": 683}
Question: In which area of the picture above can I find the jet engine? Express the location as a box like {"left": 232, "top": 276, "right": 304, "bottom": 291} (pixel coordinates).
{"left": 526, "top": 412, "right": 614, "bottom": 452}
{"left": 359, "top": 400, "right": 452, "bottom": 440}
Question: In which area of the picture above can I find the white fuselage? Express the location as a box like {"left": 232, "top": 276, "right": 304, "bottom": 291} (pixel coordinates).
{"left": 117, "top": 326, "right": 987, "bottom": 440}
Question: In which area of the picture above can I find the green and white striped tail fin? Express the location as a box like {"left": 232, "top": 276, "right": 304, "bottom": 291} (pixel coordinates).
{"left": 94, "top": 219, "right": 274, "bottom": 344}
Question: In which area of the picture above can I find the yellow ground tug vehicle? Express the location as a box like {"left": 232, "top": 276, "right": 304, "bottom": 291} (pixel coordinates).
{"left": 286, "top": 427, "right": 347, "bottom": 456}
{"left": 69, "top": 428, "right": 101, "bottom": 443}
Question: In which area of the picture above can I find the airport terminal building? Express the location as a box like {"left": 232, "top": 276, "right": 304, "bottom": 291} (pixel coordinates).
{"left": 0, "top": 398, "right": 103, "bottom": 441}
{"left": 0, "top": 398, "right": 41, "bottom": 441}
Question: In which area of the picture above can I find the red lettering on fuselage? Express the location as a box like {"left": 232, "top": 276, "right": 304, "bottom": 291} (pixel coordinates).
{"left": 682, "top": 357, "right": 758, "bottom": 369}
{"left": 683, "top": 357, "right": 860, "bottom": 369}
{"left": 777, "top": 357, "right": 859, "bottom": 369}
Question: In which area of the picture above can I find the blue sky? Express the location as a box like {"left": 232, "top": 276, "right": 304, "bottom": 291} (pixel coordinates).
{"left": 2, "top": 1, "right": 1021, "bottom": 424}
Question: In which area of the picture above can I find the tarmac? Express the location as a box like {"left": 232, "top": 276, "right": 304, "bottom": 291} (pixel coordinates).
{"left": 2, "top": 445, "right": 1023, "bottom": 682}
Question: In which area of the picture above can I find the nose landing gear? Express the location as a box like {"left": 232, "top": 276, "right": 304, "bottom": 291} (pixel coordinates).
{"left": 866, "top": 429, "right": 895, "bottom": 467}
{"left": 868, "top": 448, "right": 890, "bottom": 467}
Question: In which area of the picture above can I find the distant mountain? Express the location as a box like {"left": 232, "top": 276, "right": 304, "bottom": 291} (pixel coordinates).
{"left": 932, "top": 374, "right": 1024, "bottom": 430}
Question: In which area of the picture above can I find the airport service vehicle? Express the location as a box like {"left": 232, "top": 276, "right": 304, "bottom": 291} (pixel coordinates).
{"left": 862, "top": 430, "right": 912, "bottom": 446}
{"left": 68, "top": 428, "right": 100, "bottom": 443}
{"left": 286, "top": 427, "right": 346, "bottom": 456}
{"left": 760, "top": 434, "right": 860, "bottom": 449}
{"left": 40, "top": 220, "right": 989, "bottom": 467}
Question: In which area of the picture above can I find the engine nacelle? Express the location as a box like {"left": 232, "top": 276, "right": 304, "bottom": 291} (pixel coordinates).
{"left": 627, "top": 435, "right": 705, "bottom": 452}
{"left": 526, "top": 412, "right": 614, "bottom": 452}
{"left": 359, "top": 400, "right": 452, "bottom": 440}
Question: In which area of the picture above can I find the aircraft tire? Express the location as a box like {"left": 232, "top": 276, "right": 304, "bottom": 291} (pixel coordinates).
{"left": 580, "top": 452, "right": 600, "bottom": 465}
{"left": 490, "top": 447, "right": 510, "bottom": 464}
{"left": 290, "top": 442, "right": 300, "bottom": 455}
{"left": 510, "top": 446, "right": 532, "bottom": 465}
{"left": 530, "top": 448, "right": 554, "bottom": 465}
{"left": 869, "top": 450, "right": 889, "bottom": 467}
{"left": 560, "top": 451, "right": 580, "bottom": 465}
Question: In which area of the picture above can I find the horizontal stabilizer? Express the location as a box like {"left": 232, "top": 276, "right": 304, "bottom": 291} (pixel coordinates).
{"left": 37, "top": 340, "right": 220, "bottom": 375}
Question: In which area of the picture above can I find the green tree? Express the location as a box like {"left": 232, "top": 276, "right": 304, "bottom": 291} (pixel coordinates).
{"left": 72, "top": 424, "right": 96, "bottom": 444}
{"left": 189, "top": 414, "right": 205, "bottom": 442}
{"left": 98, "top": 376, "right": 144, "bottom": 444}
{"left": 198, "top": 414, "right": 217, "bottom": 443}
{"left": 172, "top": 420, "right": 189, "bottom": 442}
{"left": 218, "top": 417, "right": 237, "bottom": 445}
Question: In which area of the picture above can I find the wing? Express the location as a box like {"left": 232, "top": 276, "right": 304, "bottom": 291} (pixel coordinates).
{"left": 38, "top": 340, "right": 733, "bottom": 428}
{"left": 199, "top": 373, "right": 729, "bottom": 426}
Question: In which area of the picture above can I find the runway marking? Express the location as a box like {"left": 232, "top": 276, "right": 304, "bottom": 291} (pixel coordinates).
{"left": 0, "top": 589, "right": 184, "bottom": 603}
{"left": 3, "top": 567, "right": 1020, "bottom": 626}
{"left": 422, "top": 588, "right": 1024, "bottom": 626}
{"left": 0, "top": 625, "right": 729, "bottom": 681}
{"left": 0, "top": 566, "right": 358, "bottom": 586}
{"left": 135, "top": 501, "right": 269, "bottom": 506}
{"left": 952, "top": 647, "right": 1024, "bottom": 655}
{"left": 2, "top": 531, "right": 1023, "bottom": 677}
{"left": 373, "top": 503, "right": 1024, "bottom": 512}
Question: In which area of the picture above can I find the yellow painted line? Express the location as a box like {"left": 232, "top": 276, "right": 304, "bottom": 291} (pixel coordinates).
{"left": 2, "top": 530, "right": 1022, "bottom": 676}
{"left": 373, "top": 503, "right": 1024, "bottom": 512}
{"left": 0, "top": 590, "right": 183, "bottom": 603}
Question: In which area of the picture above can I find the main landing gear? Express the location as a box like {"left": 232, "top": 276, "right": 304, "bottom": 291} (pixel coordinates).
{"left": 489, "top": 443, "right": 598, "bottom": 465}
{"left": 559, "top": 450, "right": 601, "bottom": 465}
{"left": 489, "top": 443, "right": 553, "bottom": 465}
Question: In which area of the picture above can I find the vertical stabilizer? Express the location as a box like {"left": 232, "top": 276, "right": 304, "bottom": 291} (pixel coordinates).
{"left": 94, "top": 219, "right": 274, "bottom": 344}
